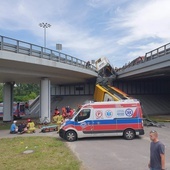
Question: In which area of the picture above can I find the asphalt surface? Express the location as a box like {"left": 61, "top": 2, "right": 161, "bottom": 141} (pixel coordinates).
{"left": 66, "top": 124, "right": 170, "bottom": 170}
{"left": 0, "top": 123, "right": 170, "bottom": 170}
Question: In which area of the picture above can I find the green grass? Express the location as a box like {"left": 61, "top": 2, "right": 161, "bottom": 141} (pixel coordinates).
{"left": 0, "top": 121, "right": 11, "bottom": 130}
{"left": 0, "top": 137, "right": 82, "bottom": 170}
{"left": 147, "top": 115, "right": 170, "bottom": 122}
{"left": 0, "top": 119, "right": 51, "bottom": 130}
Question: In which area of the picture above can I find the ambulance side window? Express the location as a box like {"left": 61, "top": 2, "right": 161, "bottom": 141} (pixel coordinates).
{"left": 76, "top": 109, "right": 90, "bottom": 121}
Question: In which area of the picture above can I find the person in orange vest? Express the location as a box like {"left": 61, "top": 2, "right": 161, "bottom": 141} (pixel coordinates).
{"left": 69, "top": 108, "right": 74, "bottom": 118}
{"left": 62, "top": 107, "right": 67, "bottom": 120}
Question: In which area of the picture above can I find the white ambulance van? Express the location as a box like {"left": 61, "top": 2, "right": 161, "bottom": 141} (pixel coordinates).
{"left": 59, "top": 99, "right": 144, "bottom": 141}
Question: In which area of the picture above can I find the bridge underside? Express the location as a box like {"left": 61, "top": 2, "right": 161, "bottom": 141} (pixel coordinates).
{"left": 117, "top": 54, "right": 170, "bottom": 80}
{"left": 0, "top": 51, "right": 97, "bottom": 85}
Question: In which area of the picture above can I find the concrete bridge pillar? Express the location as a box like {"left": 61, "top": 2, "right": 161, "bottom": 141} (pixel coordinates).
{"left": 40, "top": 78, "right": 51, "bottom": 123}
{"left": 3, "top": 82, "right": 14, "bottom": 122}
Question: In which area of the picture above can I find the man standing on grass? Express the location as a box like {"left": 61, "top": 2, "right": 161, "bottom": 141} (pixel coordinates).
{"left": 148, "top": 130, "right": 165, "bottom": 170}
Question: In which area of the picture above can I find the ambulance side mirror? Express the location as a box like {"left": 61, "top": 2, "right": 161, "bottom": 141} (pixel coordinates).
{"left": 75, "top": 116, "right": 78, "bottom": 122}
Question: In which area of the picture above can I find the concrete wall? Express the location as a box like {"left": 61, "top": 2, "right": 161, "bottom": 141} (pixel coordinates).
{"left": 113, "top": 78, "right": 170, "bottom": 115}
{"left": 51, "top": 83, "right": 95, "bottom": 96}
{"left": 113, "top": 79, "right": 170, "bottom": 95}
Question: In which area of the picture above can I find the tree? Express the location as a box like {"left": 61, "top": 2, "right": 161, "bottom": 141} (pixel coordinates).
{"left": 13, "top": 83, "right": 40, "bottom": 102}
{"left": 14, "top": 83, "right": 40, "bottom": 101}
{"left": 0, "top": 83, "right": 40, "bottom": 102}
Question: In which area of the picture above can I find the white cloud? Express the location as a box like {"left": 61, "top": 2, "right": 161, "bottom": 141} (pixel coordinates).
{"left": 108, "top": 0, "right": 170, "bottom": 45}
{"left": 0, "top": 0, "right": 169, "bottom": 67}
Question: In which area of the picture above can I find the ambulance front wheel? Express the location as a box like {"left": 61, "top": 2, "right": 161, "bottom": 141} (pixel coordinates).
{"left": 65, "top": 130, "right": 77, "bottom": 142}
{"left": 123, "top": 129, "right": 135, "bottom": 140}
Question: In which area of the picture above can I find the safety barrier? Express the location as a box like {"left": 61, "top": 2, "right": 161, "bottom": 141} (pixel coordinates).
{"left": 117, "top": 42, "right": 170, "bottom": 71}
{"left": 0, "top": 35, "right": 96, "bottom": 71}
{"left": 145, "top": 43, "right": 170, "bottom": 61}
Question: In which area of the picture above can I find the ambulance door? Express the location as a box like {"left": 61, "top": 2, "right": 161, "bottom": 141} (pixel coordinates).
{"left": 93, "top": 109, "right": 117, "bottom": 137}
{"left": 75, "top": 109, "right": 93, "bottom": 137}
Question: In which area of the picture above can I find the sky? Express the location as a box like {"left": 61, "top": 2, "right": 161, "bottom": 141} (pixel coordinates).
{"left": 0, "top": 0, "right": 170, "bottom": 68}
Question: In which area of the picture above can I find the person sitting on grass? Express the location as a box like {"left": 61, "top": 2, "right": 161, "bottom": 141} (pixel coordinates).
{"left": 27, "top": 119, "right": 36, "bottom": 133}
{"left": 10, "top": 120, "right": 18, "bottom": 134}
{"left": 18, "top": 122, "right": 27, "bottom": 134}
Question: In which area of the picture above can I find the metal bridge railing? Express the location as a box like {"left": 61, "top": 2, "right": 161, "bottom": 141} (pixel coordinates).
{"left": 145, "top": 43, "right": 170, "bottom": 61}
{"left": 117, "top": 42, "right": 170, "bottom": 72}
{"left": 0, "top": 35, "right": 96, "bottom": 71}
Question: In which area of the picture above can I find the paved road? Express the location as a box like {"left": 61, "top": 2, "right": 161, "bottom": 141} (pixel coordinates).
{"left": 1, "top": 124, "right": 170, "bottom": 170}
{"left": 66, "top": 124, "right": 170, "bottom": 170}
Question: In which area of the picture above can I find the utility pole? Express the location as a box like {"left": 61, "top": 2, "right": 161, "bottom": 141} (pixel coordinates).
{"left": 39, "top": 22, "right": 51, "bottom": 49}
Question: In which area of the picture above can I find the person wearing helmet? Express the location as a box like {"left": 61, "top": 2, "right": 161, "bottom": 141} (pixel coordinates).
{"left": 10, "top": 120, "right": 18, "bottom": 134}
{"left": 27, "top": 118, "right": 31, "bottom": 122}
{"left": 56, "top": 112, "right": 63, "bottom": 133}
{"left": 27, "top": 119, "right": 36, "bottom": 133}
{"left": 52, "top": 109, "right": 59, "bottom": 122}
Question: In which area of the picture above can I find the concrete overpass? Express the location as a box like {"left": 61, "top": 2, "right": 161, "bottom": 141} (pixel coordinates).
{"left": 0, "top": 36, "right": 97, "bottom": 84}
{"left": 117, "top": 43, "right": 170, "bottom": 80}
{"left": 0, "top": 35, "right": 170, "bottom": 120}
{"left": 0, "top": 35, "right": 97, "bottom": 122}
{"left": 114, "top": 43, "right": 170, "bottom": 115}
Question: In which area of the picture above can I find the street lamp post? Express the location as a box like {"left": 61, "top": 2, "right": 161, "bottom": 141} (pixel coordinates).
{"left": 39, "top": 22, "right": 51, "bottom": 49}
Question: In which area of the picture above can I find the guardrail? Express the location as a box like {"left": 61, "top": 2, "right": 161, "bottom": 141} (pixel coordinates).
{"left": 145, "top": 43, "right": 170, "bottom": 61}
{"left": 0, "top": 35, "right": 96, "bottom": 71}
{"left": 117, "top": 43, "right": 170, "bottom": 72}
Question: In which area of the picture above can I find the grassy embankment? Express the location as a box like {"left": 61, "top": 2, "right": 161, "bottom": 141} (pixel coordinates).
{"left": 0, "top": 136, "right": 83, "bottom": 170}
{"left": 145, "top": 115, "right": 170, "bottom": 122}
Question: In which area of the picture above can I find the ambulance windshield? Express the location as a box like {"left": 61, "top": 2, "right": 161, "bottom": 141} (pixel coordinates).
{"left": 72, "top": 107, "right": 81, "bottom": 118}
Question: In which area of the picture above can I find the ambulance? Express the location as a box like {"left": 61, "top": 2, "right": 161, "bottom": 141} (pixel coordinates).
{"left": 59, "top": 99, "right": 144, "bottom": 141}
{"left": 0, "top": 102, "right": 25, "bottom": 118}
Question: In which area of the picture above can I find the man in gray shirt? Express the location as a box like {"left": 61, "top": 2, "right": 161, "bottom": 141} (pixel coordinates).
{"left": 148, "top": 130, "right": 165, "bottom": 170}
